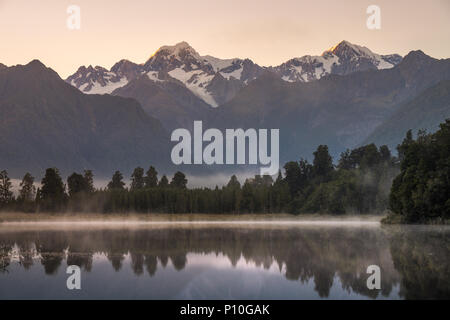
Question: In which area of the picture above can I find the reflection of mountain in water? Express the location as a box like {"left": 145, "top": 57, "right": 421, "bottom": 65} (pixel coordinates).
{"left": 0, "top": 226, "right": 449, "bottom": 299}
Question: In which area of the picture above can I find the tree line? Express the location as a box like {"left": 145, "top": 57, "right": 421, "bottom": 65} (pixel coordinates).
{"left": 1, "top": 119, "right": 448, "bottom": 220}
{"left": 0, "top": 142, "right": 400, "bottom": 215}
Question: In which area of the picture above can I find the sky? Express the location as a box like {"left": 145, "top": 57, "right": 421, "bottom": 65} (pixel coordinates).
{"left": 1, "top": 0, "right": 449, "bottom": 78}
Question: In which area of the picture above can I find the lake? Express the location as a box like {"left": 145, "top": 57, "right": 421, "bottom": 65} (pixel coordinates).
{"left": 0, "top": 220, "right": 449, "bottom": 299}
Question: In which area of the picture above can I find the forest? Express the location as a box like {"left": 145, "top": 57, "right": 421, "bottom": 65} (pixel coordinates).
{"left": 0, "top": 119, "right": 448, "bottom": 222}
{"left": 0, "top": 145, "right": 397, "bottom": 215}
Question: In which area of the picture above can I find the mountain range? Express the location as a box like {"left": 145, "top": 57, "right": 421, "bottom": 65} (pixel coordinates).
{"left": 66, "top": 40, "right": 403, "bottom": 130}
{"left": 1, "top": 41, "right": 449, "bottom": 178}
{"left": 211, "top": 50, "right": 450, "bottom": 162}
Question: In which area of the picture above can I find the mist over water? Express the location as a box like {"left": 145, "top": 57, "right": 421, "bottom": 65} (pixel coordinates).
{"left": 1, "top": 223, "right": 449, "bottom": 299}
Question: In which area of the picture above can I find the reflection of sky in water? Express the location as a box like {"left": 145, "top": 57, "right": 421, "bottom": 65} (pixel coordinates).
{"left": 0, "top": 252, "right": 401, "bottom": 300}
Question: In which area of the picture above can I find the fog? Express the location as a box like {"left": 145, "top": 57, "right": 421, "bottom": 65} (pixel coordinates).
{"left": 0, "top": 218, "right": 381, "bottom": 230}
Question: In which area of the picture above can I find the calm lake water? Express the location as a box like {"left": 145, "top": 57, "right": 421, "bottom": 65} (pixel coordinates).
{"left": 0, "top": 221, "right": 449, "bottom": 299}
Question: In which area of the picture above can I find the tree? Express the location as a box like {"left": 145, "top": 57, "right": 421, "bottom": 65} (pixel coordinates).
{"left": 313, "top": 145, "right": 333, "bottom": 182}
{"left": 18, "top": 173, "right": 36, "bottom": 202}
{"left": 130, "top": 167, "right": 145, "bottom": 191}
{"left": 397, "top": 129, "right": 414, "bottom": 162}
{"left": 359, "top": 144, "right": 381, "bottom": 170}
{"left": 84, "top": 170, "right": 95, "bottom": 193}
{"left": 170, "top": 171, "right": 187, "bottom": 189}
{"left": 223, "top": 175, "right": 242, "bottom": 213}
{"left": 240, "top": 179, "right": 255, "bottom": 212}
{"left": 271, "top": 170, "right": 290, "bottom": 212}
{"left": 284, "top": 161, "right": 301, "bottom": 197}
{"left": 67, "top": 172, "right": 88, "bottom": 196}
{"left": 379, "top": 145, "right": 391, "bottom": 163}
{"left": 283, "top": 159, "right": 312, "bottom": 198}
{"left": 338, "top": 149, "right": 353, "bottom": 170}
{"left": 226, "top": 175, "right": 241, "bottom": 189}
{"left": 0, "top": 170, "right": 13, "bottom": 206}
{"left": 145, "top": 166, "right": 158, "bottom": 188}
{"left": 159, "top": 175, "right": 169, "bottom": 188}
{"left": 40, "top": 168, "right": 66, "bottom": 211}
{"left": 108, "top": 171, "right": 125, "bottom": 190}
{"left": 298, "top": 158, "right": 313, "bottom": 190}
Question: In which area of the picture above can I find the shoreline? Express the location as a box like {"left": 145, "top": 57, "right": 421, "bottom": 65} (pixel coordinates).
{"left": 1, "top": 213, "right": 447, "bottom": 226}
{"left": 0, "top": 213, "right": 384, "bottom": 226}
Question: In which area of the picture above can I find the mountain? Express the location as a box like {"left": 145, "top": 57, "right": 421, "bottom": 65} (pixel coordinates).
{"left": 66, "top": 42, "right": 264, "bottom": 109}
{"left": 112, "top": 73, "right": 213, "bottom": 131}
{"left": 66, "top": 40, "right": 400, "bottom": 112}
{"left": 271, "top": 40, "right": 402, "bottom": 82}
{"left": 0, "top": 60, "right": 170, "bottom": 177}
{"left": 211, "top": 51, "right": 450, "bottom": 163}
{"left": 142, "top": 42, "right": 264, "bottom": 107}
{"left": 66, "top": 60, "right": 144, "bottom": 94}
{"left": 364, "top": 80, "right": 450, "bottom": 151}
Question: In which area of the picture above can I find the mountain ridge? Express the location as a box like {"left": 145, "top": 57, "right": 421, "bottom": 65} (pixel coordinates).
{"left": 65, "top": 40, "right": 402, "bottom": 109}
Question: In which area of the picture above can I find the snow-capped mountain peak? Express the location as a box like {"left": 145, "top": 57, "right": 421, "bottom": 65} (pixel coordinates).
{"left": 66, "top": 60, "right": 143, "bottom": 95}
{"left": 144, "top": 41, "right": 204, "bottom": 72}
{"left": 273, "top": 40, "right": 402, "bottom": 83}
{"left": 154, "top": 41, "right": 201, "bottom": 60}
{"left": 324, "top": 40, "right": 398, "bottom": 69}
{"left": 141, "top": 42, "right": 264, "bottom": 106}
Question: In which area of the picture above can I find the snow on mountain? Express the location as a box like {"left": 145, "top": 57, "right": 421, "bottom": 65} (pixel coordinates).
{"left": 66, "top": 40, "right": 401, "bottom": 106}
{"left": 66, "top": 42, "right": 258, "bottom": 106}
{"left": 273, "top": 40, "right": 402, "bottom": 83}
{"left": 277, "top": 53, "right": 341, "bottom": 83}
{"left": 202, "top": 55, "right": 245, "bottom": 80}
{"left": 143, "top": 42, "right": 220, "bottom": 106}
{"left": 142, "top": 42, "right": 263, "bottom": 107}
{"left": 66, "top": 60, "right": 143, "bottom": 95}
{"left": 167, "top": 67, "right": 217, "bottom": 106}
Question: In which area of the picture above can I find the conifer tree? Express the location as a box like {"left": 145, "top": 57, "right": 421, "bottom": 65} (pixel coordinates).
{"left": 145, "top": 166, "right": 158, "bottom": 188}
{"left": 0, "top": 170, "right": 13, "bottom": 206}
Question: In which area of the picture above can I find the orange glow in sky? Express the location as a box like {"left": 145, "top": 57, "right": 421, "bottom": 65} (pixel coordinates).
{"left": 1, "top": 0, "right": 449, "bottom": 78}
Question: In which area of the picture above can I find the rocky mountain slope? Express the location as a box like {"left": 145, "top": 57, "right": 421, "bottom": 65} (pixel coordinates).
{"left": 364, "top": 80, "right": 450, "bottom": 150}
{"left": 0, "top": 60, "right": 170, "bottom": 177}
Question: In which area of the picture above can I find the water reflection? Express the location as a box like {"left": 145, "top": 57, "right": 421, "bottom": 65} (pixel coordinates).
{"left": 0, "top": 225, "right": 449, "bottom": 299}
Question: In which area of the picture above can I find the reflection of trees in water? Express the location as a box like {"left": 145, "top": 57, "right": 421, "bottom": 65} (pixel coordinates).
{"left": 0, "top": 226, "right": 448, "bottom": 299}
{"left": 0, "top": 244, "right": 11, "bottom": 272}
{"left": 388, "top": 226, "right": 450, "bottom": 299}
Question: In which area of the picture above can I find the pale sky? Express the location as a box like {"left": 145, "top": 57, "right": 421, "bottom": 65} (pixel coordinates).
{"left": 1, "top": 0, "right": 449, "bottom": 78}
